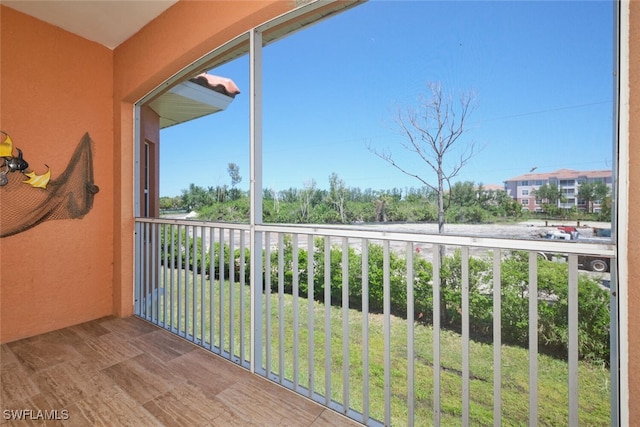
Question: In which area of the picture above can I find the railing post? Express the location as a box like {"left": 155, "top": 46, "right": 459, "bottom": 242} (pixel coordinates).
{"left": 361, "top": 239, "right": 370, "bottom": 424}
{"left": 383, "top": 240, "right": 391, "bottom": 426}
{"left": 433, "top": 244, "right": 442, "bottom": 425}
{"left": 568, "top": 254, "right": 579, "bottom": 426}
{"left": 134, "top": 221, "right": 142, "bottom": 316}
{"left": 528, "top": 252, "right": 538, "bottom": 426}
{"left": 462, "top": 246, "right": 470, "bottom": 426}
{"left": 406, "top": 242, "right": 415, "bottom": 427}
{"left": 493, "top": 249, "right": 502, "bottom": 426}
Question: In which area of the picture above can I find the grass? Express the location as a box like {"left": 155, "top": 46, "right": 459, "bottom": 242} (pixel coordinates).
{"left": 146, "top": 268, "right": 610, "bottom": 426}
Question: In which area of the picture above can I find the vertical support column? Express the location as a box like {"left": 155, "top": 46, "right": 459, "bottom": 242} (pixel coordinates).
{"left": 610, "top": 261, "right": 620, "bottom": 426}
{"left": 250, "top": 28, "right": 264, "bottom": 374}
{"left": 611, "top": 3, "right": 626, "bottom": 425}
{"left": 133, "top": 106, "right": 142, "bottom": 317}
{"left": 133, "top": 105, "right": 141, "bottom": 218}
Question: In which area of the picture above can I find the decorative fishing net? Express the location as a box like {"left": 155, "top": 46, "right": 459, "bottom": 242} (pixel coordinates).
{"left": 0, "top": 133, "right": 99, "bottom": 237}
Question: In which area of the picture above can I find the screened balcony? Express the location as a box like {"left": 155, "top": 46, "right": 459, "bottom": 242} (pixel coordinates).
{"left": 0, "top": 0, "right": 630, "bottom": 425}
{"left": 129, "top": 2, "right": 621, "bottom": 425}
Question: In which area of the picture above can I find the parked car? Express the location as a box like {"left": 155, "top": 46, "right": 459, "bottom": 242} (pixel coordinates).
{"left": 539, "top": 227, "right": 611, "bottom": 273}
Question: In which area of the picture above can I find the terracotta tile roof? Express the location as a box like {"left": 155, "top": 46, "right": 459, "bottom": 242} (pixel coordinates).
{"left": 189, "top": 73, "right": 240, "bottom": 98}
{"left": 479, "top": 184, "right": 505, "bottom": 191}
{"left": 504, "top": 169, "right": 612, "bottom": 183}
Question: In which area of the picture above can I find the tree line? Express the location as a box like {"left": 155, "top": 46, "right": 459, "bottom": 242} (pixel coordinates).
{"left": 159, "top": 172, "right": 610, "bottom": 224}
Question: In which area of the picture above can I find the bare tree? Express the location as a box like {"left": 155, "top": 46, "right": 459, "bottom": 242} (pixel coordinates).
{"left": 227, "top": 162, "right": 243, "bottom": 201}
{"left": 271, "top": 188, "right": 280, "bottom": 216}
{"left": 328, "top": 172, "right": 348, "bottom": 223}
{"left": 227, "top": 162, "right": 242, "bottom": 187}
{"left": 299, "top": 179, "right": 317, "bottom": 222}
{"left": 369, "top": 82, "right": 479, "bottom": 233}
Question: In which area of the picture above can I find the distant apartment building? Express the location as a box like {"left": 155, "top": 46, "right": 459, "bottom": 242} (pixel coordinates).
{"left": 503, "top": 169, "right": 612, "bottom": 212}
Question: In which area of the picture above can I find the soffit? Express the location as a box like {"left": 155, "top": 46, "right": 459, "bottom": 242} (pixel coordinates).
{"left": 149, "top": 80, "right": 235, "bottom": 129}
{"left": 3, "top": 0, "right": 177, "bottom": 49}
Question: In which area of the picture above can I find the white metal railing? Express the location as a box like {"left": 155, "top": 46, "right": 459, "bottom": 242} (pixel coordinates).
{"left": 134, "top": 218, "right": 617, "bottom": 426}
{"left": 135, "top": 219, "right": 251, "bottom": 366}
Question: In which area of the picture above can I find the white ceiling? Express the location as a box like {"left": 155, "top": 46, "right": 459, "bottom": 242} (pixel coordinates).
{"left": 3, "top": 0, "right": 178, "bottom": 49}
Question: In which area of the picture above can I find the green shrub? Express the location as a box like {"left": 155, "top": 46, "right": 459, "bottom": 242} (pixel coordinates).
{"left": 266, "top": 238, "right": 433, "bottom": 318}
{"left": 159, "top": 226, "right": 249, "bottom": 282}
{"left": 440, "top": 249, "right": 493, "bottom": 333}
{"left": 156, "top": 228, "right": 610, "bottom": 362}
{"left": 499, "top": 251, "right": 610, "bottom": 363}
{"left": 364, "top": 243, "right": 407, "bottom": 313}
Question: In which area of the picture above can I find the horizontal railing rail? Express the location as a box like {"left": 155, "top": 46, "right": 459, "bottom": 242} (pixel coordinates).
{"left": 134, "top": 217, "right": 615, "bottom": 426}
{"left": 135, "top": 218, "right": 615, "bottom": 256}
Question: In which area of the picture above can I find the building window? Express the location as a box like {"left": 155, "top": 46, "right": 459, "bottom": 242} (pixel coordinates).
{"left": 521, "top": 180, "right": 529, "bottom": 186}
{"left": 535, "top": 180, "right": 544, "bottom": 186}
{"left": 522, "top": 189, "right": 529, "bottom": 195}
{"left": 521, "top": 199, "right": 529, "bottom": 205}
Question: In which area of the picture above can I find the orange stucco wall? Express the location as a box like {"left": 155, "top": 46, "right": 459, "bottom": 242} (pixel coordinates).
{"left": 0, "top": 1, "right": 296, "bottom": 342}
{"left": 627, "top": 0, "right": 640, "bottom": 420}
{"left": 0, "top": 7, "right": 114, "bottom": 341}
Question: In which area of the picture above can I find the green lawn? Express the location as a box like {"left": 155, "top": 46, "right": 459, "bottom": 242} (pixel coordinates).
{"left": 149, "top": 269, "right": 610, "bottom": 426}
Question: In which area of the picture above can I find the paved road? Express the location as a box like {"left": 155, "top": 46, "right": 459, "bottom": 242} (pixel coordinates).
{"left": 168, "top": 216, "right": 611, "bottom": 282}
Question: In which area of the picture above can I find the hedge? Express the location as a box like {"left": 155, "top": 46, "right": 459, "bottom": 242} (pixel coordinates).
{"left": 158, "top": 229, "right": 610, "bottom": 363}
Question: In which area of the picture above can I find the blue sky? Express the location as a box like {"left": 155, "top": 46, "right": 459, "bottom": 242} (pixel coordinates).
{"left": 159, "top": 0, "right": 615, "bottom": 197}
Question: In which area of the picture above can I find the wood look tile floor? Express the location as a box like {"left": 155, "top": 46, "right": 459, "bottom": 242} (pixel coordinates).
{"left": 1, "top": 317, "right": 360, "bottom": 426}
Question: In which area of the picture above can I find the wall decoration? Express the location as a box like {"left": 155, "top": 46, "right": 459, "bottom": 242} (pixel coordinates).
{"left": 0, "top": 131, "right": 51, "bottom": 188}
{"left": 0, "top": 132, "right": 99, "bottom": 237}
